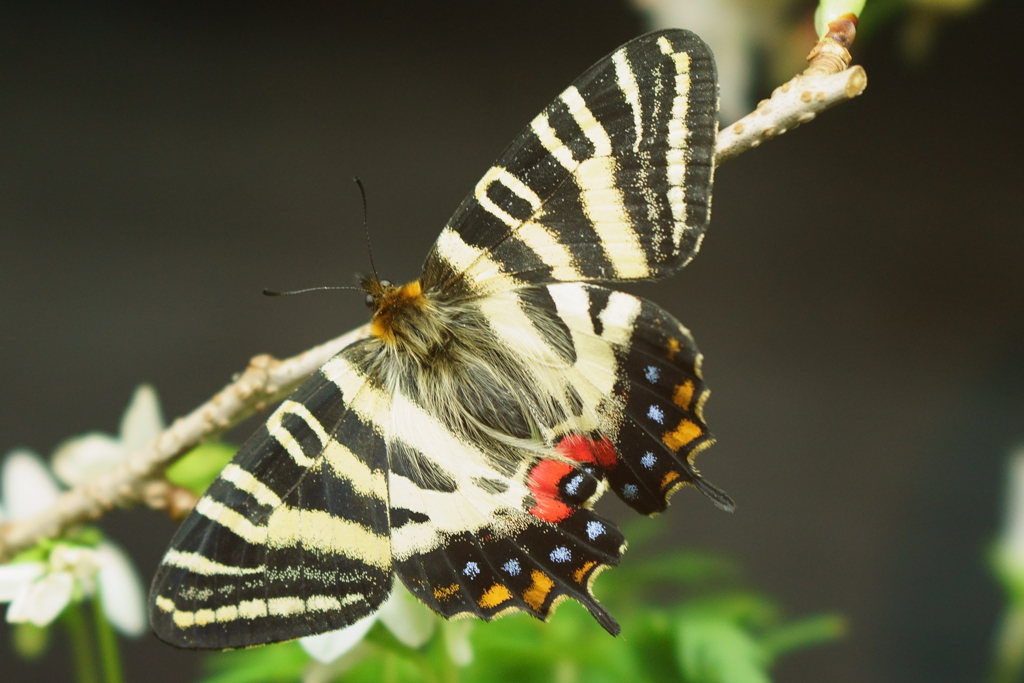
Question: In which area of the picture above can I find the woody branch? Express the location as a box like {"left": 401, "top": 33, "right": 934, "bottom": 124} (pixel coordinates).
{"left": 0, "top": 19, "right": 865, "bottom": 563}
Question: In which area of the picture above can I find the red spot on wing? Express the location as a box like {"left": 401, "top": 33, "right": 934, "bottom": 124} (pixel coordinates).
{"left": 555, "top": 434, "right": 619, "bottom": 470}
{"left": 591, "top": 436, "right": 618, "bottom": 469}
{"left": 528, "top": 460, "right": 574, "bottom": 523}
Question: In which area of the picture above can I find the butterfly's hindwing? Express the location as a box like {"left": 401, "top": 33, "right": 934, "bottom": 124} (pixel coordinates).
{"left": 396, "top": 509, "right": 625, "bottom": 635}
{"left": 150, "top": 346, "right": 393, "bottom": 649}
{"left": 528, "top": 282, "right": 731, "bottom": 515}
{"left": 604, "top": 294, "right": 728, "bottom": 514}
{"left": 424, "top": 29, "right": 717, "bottom": 296}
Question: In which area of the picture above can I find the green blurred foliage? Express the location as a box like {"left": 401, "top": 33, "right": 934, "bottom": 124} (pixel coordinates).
{"left": 202, "top": 642, "right": 311, "bottom": 683}
{"left": 12, "top": 622, "right": 50, "bottom": 660}
{"left": 165, "top": 441, "right": 238, "bottom": 496}
{"left": 200, "top": 542, "right": 844, "bottom": 683}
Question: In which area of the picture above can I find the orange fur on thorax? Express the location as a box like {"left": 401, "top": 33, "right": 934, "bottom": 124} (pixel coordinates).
{"left": 370, "top": 280, "right": 427, "bottom": 343}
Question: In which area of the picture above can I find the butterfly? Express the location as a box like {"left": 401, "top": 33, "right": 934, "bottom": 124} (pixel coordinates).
{"left": 149, "top": 28, "right": 733, "bottom": 649}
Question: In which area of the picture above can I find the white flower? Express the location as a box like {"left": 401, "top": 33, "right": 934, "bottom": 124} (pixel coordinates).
{"left": 94, "top": 540, "right": 147, "bottom": 636}
{"left": 0, "top": 450, "right": 147, "bottom": 635}
{"left": 0, "top": 540, "right": 146, "bottom": 635}
{"left": 444, "top": 620, "right": 474, "bottom": 666}
{"left": 300, "top": 583, "right": 438, "bottom": 664}
{"left": 1, "top": 544, "right": 97, "bottom": 628}
{"left": 300, "top": 615, "right": 377, "bottom": 665}
{"left": 52, "top": 384, "right": 164, "bottom": 487}
{"left": 1, "top": 450, "right": 61, "bottom": 522}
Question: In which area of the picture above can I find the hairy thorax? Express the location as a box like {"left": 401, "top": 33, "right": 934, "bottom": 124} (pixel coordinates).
{"left": 359, "top": 277, "right": 592, "bottom": 473}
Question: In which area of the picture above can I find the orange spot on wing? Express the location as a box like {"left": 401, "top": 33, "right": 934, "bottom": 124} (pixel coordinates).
{"left": 573, "top": 561, "right": 598, "bottom": 584}
{"left": 478, "top": 583, "right": 513, "bottom": 609}
{"left": 673, "top": 380, "right": 695, "bottom": 410}
{"left": 660, "top": 471, "right": 681, "bottom": 489}
{"left": 662, "top": 419, "right": 702, "bottom": 451}
{"left": 665, "top": 337, "right": 681, "bottom": 360}
{"left": 433, "top": 583, "right": 460, "bottom": 601}
{"left": 522, "top": 570, "right": 555, "bottom": 611}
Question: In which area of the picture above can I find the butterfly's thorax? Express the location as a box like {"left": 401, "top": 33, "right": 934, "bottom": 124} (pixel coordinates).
{"left": 366, "top": 279, "right": 436, "bottom": 350}
{"left": 362, "top": 277, "right": 593, "bottom": 473}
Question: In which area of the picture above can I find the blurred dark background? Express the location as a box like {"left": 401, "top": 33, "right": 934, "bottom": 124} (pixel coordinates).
{"left": 2, "top": 1, "right": 1022, "bottom": 681}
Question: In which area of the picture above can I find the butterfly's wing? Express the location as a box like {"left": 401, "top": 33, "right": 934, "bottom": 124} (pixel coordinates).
{"left": 541, "top": 282, "right": 734, "bottom": 514}
{"left": 149, "top": 342, "right": 393, "bottom": 648}
{"left": 393, "top": 491, "right": 625, "bottom": 635}
{"left": 422, "top": 29, "right": 717, "bottom": 296}
{"left": 449, "top": 281, "right": 729, "bottom": 514}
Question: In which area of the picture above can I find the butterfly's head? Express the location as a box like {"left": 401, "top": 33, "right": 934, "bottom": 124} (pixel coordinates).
{"left": 361, "top": 276, "right": 394, "bottom": 311}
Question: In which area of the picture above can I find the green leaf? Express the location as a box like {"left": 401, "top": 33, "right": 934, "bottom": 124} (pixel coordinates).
{"left": 629, "top": 612, "right": 684, "bottom": 683}
{"left": 200, "top": 642, "right": 309, "bottom": 683}
{"left": 165, "top": 440, "right": 237, "bottom": 496}
{"left": 759, "top": 613, "right": 846, "bottom": 663}
{"left": 8, "top": 528, "right": 105, "bottom": 565}
{"left": 8, "top": 544, "right": 50, "bottom": 565}
{"left": 675, "top": 614, "right": 771, "bottom": 683}
{"left": 991, "top": 546, "right": 1024, "bottom": 608}
{"left": 67, "top": 526, "right": 104, "bottom": 548}
{"left": 679, "top": 593, "right": 781, "bottom": 630}
{"left": 462, "top": 604, "right": 637, "bottom": 683}
{"left": 340, "top": 650, "right": 431, "bottom": 683}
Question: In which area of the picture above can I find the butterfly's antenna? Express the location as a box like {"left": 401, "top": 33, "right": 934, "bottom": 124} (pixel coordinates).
{"left": 265, "top": 179, "right": 377, "bottom": 298}
{"left": 353, "top": 176, "right": 380, "bottom": 282}
{"left": 263, "top": 285, "right": 360, "bottom": 297}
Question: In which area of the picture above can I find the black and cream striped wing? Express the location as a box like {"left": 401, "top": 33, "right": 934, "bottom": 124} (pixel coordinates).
{"left": 149, "top": 343, "right": 393, "bottom": 649}
{"left": 422, "top": 29, "right": 717, "bottom": 296}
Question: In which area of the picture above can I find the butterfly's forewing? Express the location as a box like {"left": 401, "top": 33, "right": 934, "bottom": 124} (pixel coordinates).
{"left": 150, "top": 343, "right": 393, "bottom": 648}
{"left": 423, "top": 29, "right": 717, "bottom": 296}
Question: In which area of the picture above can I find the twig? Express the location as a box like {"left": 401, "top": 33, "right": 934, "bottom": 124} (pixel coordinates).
{"left": 716, "top": 15, "right": 866, "bottom": 165}
{"left": 715, "top": 66, "right": 866, "bottom": 165}
{"left": 0, "top": 22, "right": 867, "bottom": 562}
